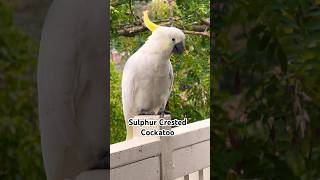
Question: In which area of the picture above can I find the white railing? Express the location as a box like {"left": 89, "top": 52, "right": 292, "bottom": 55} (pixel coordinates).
{"left": 110, "top": 118, "right": 210, "bottom": 180}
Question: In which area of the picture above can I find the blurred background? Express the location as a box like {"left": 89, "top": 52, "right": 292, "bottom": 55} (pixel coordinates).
{"left": 0, "top": 0, "right": 51, "bottom": 179}
{"left": 110, "top": 0, "right": 210, "bottom": 144}
{"left": 213, "top": 0, "right": 320, "bottom": 179}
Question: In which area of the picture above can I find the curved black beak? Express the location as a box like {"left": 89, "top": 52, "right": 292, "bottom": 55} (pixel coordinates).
{"left": 172, "top": 41, "right": 184, "bottom": 54}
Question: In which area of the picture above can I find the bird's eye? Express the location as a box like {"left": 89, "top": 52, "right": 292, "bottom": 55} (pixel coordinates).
{"left": 172, "top": 38, "right": 175, "bottom": 41}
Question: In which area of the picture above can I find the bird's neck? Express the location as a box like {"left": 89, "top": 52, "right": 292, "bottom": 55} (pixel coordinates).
{"left": 140, "top": 41, "right": 172, "bottom": 59}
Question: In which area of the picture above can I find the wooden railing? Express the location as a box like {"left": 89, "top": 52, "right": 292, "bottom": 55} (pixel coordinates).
{"left": 110, "top": 118, "right": 210, "bottom": 180}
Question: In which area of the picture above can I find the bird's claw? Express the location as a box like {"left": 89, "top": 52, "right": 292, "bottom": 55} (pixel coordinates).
{"left": 158, "top": 110, "right": 171, "bottom": 115}
{"left": 158, "top": 108, "right": 170, "bottom": 118}
{"left": 139, "top": 110, "right": 156, "bottom": 115}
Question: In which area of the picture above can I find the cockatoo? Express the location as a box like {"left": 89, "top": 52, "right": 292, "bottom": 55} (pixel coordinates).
{"left": 121, "top": 11, "right": 185, "bottom": 140}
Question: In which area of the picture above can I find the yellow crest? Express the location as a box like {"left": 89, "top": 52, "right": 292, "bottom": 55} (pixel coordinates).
{"left": 143, "top": 11, "right": 160, "bottom": 32}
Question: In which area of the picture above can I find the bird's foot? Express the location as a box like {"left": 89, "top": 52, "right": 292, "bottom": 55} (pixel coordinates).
{"left": 158, "top": 110, "right": 171, "bottom": 115}
{"left": 139, "top": 110, "right": 155, "bottom": 115}
{"left": 158, "top": 108, "right": 170, "bottom": 118}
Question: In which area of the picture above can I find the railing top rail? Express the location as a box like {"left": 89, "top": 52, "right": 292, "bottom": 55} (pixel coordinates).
{"left": 110, "top": 119, "right": 210, "bottom": 169}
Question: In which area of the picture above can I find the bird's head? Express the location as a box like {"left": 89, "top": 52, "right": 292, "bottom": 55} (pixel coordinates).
{"left": 143, "top": 11, "right": 185, "bottom": 55}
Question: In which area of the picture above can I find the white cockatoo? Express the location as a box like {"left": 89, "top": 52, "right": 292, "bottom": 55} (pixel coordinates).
{"left": 121, "top": 11, "right": 185, "bottom": 140}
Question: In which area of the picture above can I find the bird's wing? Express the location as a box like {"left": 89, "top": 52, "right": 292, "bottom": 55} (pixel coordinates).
{"left": 121, "top": 58, "right": 138, "bottom": 121}
{"left": 161, "top": 61, "right": 174, "bottom": 109}
{"left": 168, "top": 61, "right": 174, "bottom": 93}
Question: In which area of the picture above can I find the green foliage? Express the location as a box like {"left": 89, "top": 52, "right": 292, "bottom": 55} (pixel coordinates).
{"left": 110, "top": 0, "right": 210, "bottom": 143}
{"left": 110, "top": 62, "right": 126, "bottom": 144}
{"left": 213, "top": 0, "right": 320, "bottom": 179}
{"left": 150, "top": 0, "right": 179, "bottom": 19}
{"left": 0, "top": 1, "right": 45, "bottom": 179}
{"left": 170, "top": 35, "right": 210, "bottom": 122}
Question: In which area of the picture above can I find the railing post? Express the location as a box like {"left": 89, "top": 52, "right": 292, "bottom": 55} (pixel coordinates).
{"left": 160, "top": 115, "right": 173, "bottom": 180}
{"left": 199, "top": 169, "right": 204, "bottom": 180}
{"left": 131, "top": 114, "right": 173, "bottom": 180}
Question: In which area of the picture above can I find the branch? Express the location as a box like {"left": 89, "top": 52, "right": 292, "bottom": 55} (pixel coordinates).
{"left": 168, "top": 0, "right": 174, "bottom": 25}
{"left": 201, "top": 18, "right": 210, "bottom": 26}
{"left": 118, "top": 22, "right": 171, "bottom": 37}
{"left": 118, "top": 18, "right": 180, "bottom": 29}
{"left": 191, "top": 25, "right": 208, "bottom": 32}
{"left": 183, "top": 30, "right": 210, "bottom": 37}
{"left": 128, "top": 0, "right": 134, "bottom": 19}
{"left": 118, "top": 26, "right": 147, "bottom": 37}
{"left": 117, "top": 21, "right": 210, "bottom": 37}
